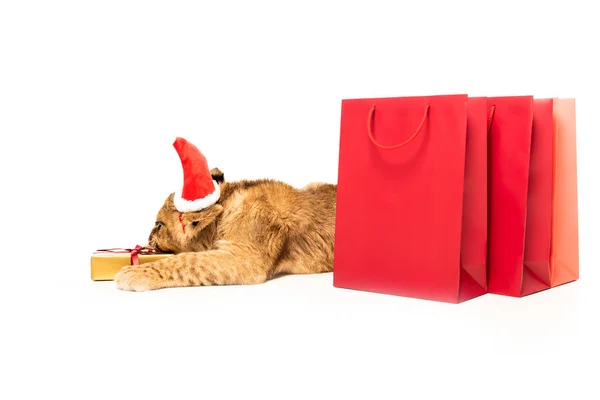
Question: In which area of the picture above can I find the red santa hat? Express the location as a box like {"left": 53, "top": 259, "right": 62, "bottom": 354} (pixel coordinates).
{"left": 172, "top": 137, "right": 220, "bottom": 212}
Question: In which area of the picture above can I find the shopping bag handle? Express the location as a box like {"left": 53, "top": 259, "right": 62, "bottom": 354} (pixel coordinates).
{"left": 487, "top": 104, "right": 496, "bottom": 135}
{"left": 367, "top": 104, "right": 430, "bottom": 150}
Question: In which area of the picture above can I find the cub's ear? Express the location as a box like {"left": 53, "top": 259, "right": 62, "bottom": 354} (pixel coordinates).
{"left": 184, "top": 204, "right": 224, "bottom": 231}
{"left": 210, "top": 168, "right": 225, "bottom": 184}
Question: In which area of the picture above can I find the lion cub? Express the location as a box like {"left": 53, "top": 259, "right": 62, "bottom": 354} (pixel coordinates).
{"left": 114, "top": 140, "right": 337, "bottom": 292}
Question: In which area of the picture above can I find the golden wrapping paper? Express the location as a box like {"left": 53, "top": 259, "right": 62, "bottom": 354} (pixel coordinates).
{"left": 91, "top": 248, "right": 173, "bottom": 281}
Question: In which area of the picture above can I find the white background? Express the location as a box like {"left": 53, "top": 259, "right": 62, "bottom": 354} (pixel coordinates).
{"left": 1, "top": 1, "right": 598, "bottom": 399}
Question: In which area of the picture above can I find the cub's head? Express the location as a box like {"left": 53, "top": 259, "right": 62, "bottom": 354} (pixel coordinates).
{"left": 148, "top": 167, "right": 225, "bottom": 254}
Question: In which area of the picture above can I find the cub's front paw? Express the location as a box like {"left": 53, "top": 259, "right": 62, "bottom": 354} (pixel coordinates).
{"left": 114, "top": 265, "right": 165, "bottom": 292}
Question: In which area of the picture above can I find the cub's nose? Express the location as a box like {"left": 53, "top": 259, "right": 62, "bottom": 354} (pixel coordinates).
{"left": 146, "top": 238, "right": 156, "bottom": 249}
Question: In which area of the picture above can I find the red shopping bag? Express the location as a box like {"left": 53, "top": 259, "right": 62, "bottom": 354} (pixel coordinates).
{"left": 333, "top": 95, "right": 488, "bottom": 303}
{"left": 522, "top": 99, "right": 555, "bottom": 289}
{"left": 461, "top": 97, "right": 489, "bottom": 292}
{"left": 487, "top": 96, "right": 545, "bottom": 296}
{"left": 487, "top": 97, "right": 579, "bottom": 297}
{"left": 550, "top": 99, "right": 579, "bottom": 287}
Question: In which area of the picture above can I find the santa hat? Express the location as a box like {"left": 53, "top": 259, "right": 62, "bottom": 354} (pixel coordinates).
{"left": 172, "top": 137, "right": 220, "bottom": 212}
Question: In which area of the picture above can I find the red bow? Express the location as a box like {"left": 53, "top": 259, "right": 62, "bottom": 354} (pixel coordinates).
{"left": 95, "top": 245, "right": 157, "bottom": 265}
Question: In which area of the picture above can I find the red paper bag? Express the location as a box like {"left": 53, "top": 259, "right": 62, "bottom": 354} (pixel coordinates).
{"left": 487, "top": 96, "right": 545, "bottom": 296}
{"left": 523, "top": 98, "right": 579, "bottom": 289}
{"left": 522, "top": 99, "right": 555, "bottom": 288}
{"left": 550, "top": 99, "right": 579, "bottom": 287}
{"left": 333, "top": 95, "right": 488, "bottom": 303}
{"left": 461, "top": 97, "right": 489, "bottom": 292}
{"left": 487, "top": 96, "right": 578, "bottom": 297}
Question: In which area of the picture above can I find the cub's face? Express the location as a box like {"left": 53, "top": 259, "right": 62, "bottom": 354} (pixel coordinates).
{"left": 147, "top": 168, "right": 225, "bottom": 254}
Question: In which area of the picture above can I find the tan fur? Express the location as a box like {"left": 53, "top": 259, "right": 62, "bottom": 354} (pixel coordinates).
{"left": 114, "top": 168, "right": 337, "bottom": 291}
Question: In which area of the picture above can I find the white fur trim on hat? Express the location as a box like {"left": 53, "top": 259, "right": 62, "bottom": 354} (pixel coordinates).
{"left": 173, "top": 180, "right": 221, "bottom": 212}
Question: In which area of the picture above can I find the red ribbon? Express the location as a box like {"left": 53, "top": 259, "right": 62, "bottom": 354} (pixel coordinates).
{"left": 94, "top": 245, "right": 157, "bottom": 266}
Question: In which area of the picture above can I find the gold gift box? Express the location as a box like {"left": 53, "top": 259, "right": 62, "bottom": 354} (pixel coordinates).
{"left": 91, "top": 248, "right": 173, "bottom": 281}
